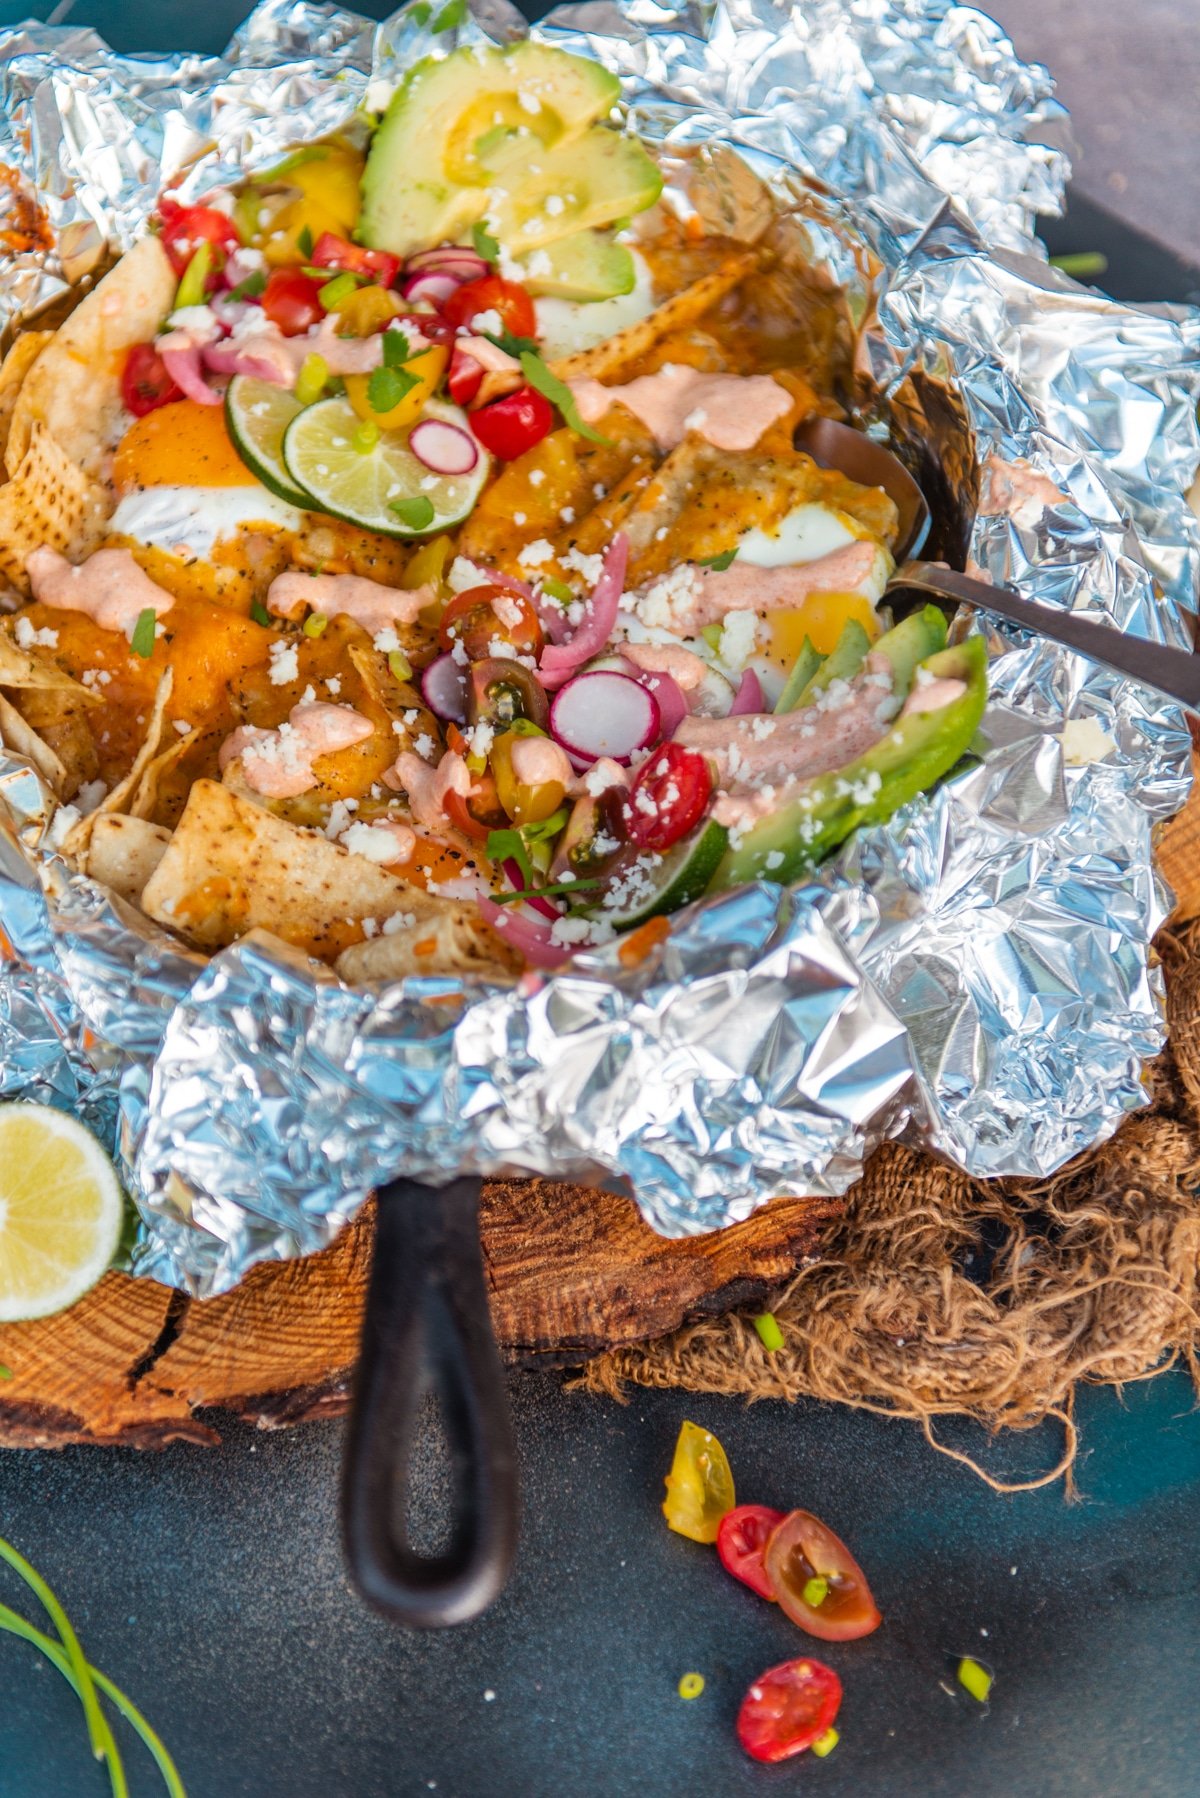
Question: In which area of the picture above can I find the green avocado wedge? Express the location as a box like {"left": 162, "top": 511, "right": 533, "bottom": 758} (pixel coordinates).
{"left": 712, "top": 635, "right": 989, "bottom": 889}
{"left": 789, "top": 618, "right": 871, "bottom": 708}
{"left": 773, "top": 636, "right": 823, "bottom": 714}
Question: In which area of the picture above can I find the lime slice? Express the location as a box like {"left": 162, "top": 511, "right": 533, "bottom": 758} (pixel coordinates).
{"left": 0, "top": 1104, "right": 124, "bottom": 1321}
{"left": 282, "top": 396, "right": 490, "bottom": 537}
{"left": 225, "top": 376, "right": 312, "bottom": 509}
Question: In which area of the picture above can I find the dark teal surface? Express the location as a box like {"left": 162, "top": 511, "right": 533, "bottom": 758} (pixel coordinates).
{"left": 1, "top": 1376, "right": 1200, "bottom": 1796}
{"left": 2, "top": 2, "right": 1200, "bottom": 1791}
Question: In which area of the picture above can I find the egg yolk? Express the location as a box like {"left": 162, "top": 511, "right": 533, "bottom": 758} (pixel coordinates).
{"left": 113, "top": 400, "right": 253, "bottom": 491}
{"left": 763, "top": 592, "right": 881, "bottom": 666}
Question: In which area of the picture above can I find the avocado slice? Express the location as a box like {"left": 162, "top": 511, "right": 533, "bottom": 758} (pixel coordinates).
{"left": 488, "top": 128, "right": 663, "bottom": 257}
{"left": 712, "top": 635, "right": 988, "bottom": 889}
{"left": 773, "top": 637, "right": 823, "bottom": 714}
{"left": 360, "top": 42, "right": 620, "bottom": 256}
{"left": 520, "top": 228, "right": 636, "bottom": 301}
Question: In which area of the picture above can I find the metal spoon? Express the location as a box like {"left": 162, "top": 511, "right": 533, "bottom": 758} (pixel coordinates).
{"left": 795, "top": 417, "right": 1200, "bottom": 711}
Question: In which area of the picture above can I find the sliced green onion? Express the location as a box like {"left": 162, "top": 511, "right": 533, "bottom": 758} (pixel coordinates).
{"left": 491, "top": 877, "right": 602, "bottom": 905}
{"left": 129, "top": 608, "right": 157, "bottom": 659}
{"left": 174, "top": 241, "right": 213, "bottom": 311}
{"left": 701, "top": 623, "right": 724, "bottom": 652}
{"left": 388, "top": 649, "right": 413, "bottom": 682}
{"left": 295, "top": 353, "right": 329, "bottom": 407}
{"left": 0, "top": 1363, "right": 12, "bottom": 1379}
{"left": 353, "top": 419, "right": 380, "bottom": 453}
{"left": 296, "top": 224, "right": 314, "bottom": 259}
{"left": 302, "top": 612, "right": 328, "bottom": 638}
{"left": 432, "top": 0, "right": 467, "bottom": 30}
{"left": 812, "top": 1727, "right": 839, "bottom": 1758}
{"left": 249, "top": 599, "right": 272, "bottom": 628}
{"left": 319, "top": 270, "right": 360, "bottom": 313}
{"left": 1048, "top": 250, "right": 1108, "bottom": 278}
{"left": 957, "top": 1656, "right": 993, "bottom": 1703}
{"left": 523, "top": 806, "right": 569, "bottom": 842}
{"left": 698, "top": 546, "right": 737, "bottom": 571}
{"left": 390, "top": 493, "right": 435, "bottom": 531}
{"left": 540, "top": 577, "right": 576, "bottom": 606}
{"left": 802, "top": 1575, "right": 829, "bottom": 1608}
{"left": 753, "top": 1312, "right": 784, "bottom": 1352}
{"left": 677, "top": 1672, "right": 705, "bottom": 1700}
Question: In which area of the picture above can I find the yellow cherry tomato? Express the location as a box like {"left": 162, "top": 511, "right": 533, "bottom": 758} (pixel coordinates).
{"left": 261, "top": 196, "right": 349, "bottom": 267}
{"left": 404, "top": 534, "right": 453, "bottom": 596}
{"left": 763, "top": 593, "right": 880, "bottom": 666}
{"left": 490, "top": 727, "right": 565, "bottom": 826}
{"left": 333, "top": 283, "right": 403, "bottom": 337}
{"left": 286, "top": 145, "right": 364, "bottom": 234}
{"left": 662, "top": 1421, "right": 736, "bottom": 1544}
{"left": 345, "top": 342, "right": 450, "bottom": 432}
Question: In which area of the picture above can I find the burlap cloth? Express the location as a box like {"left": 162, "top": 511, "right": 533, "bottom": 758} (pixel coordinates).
{"left": 575, "top": 916, "right": 1200, "bottom": 1492}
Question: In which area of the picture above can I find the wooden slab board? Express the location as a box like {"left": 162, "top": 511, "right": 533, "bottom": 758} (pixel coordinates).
{"left": 2, "top": 753, "right": 1197, "bottom": 1449}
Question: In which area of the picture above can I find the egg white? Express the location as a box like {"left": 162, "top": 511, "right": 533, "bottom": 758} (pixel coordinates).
{"left": 533, "top": 249, "right": 656, "bottom": 362}
{"left": 736, "top": 501, "right": 891, "bottom": 602}
{"left": 108, "top": 486, "right": 305, "bottom": 560}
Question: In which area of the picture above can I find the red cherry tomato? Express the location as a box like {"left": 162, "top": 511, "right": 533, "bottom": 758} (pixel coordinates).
{"left": 442, "top": 274, "right": 536, "bottom": 339}
{"left": 120, "top": 342, "right": 184, "bottom": 417}
{"left": 763, "top": 1509, "right": 882, "bottom": 1641}
{"left": 736, "top": 1658, "right": 842, "bottom": 1765}
{"left": 159, "top": 200, "right": 240, "bottom": 278}
{"left": 438, "top": 585, "right": 544, "bottom": 660}
{"left": 447, "top": 343, "right": 485, "bottom": 407}
{"left": 309, "top": 231, "right": 400, "bottom": 288}
{"left": 470, "top": 386, "right": 553, "bottom": 461}
{"left": 622, "top": 743, "right": 713, "bottom": 852}
{"left": 717, "top": 1505, "right": 786, "bottom": 1602}
{"left": 393, "top": 309, "right": 457, "bottom": 349}
{"left": 261, "top": 267, "right": 326, "bottom": 337}
{"left": 444, "top": 779, "right": 507, "bottom": 841}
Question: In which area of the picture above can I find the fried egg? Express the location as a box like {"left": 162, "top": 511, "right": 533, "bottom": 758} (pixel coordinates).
{"left": 109, "top": 400, "right": 304, "bottom": 562}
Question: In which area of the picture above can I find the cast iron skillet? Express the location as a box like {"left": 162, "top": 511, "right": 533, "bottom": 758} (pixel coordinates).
{"left": 339, "top": 425, "right": 1200, "bottom": 1631}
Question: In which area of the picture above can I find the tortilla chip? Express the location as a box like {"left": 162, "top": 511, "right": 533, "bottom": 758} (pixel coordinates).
{"left": 8, "top": 234, "right": 176, "bottom": 482}
{"left": 549, "top": 252, "right": 760, "bottom": 385}
{"left": 0, "top": 330, "right": 53, "bottom": 472}
{"left": 0, "top": 689, "right": 66, "bottom": 789}
{"left": 141, "top": 779, "right": 445, "bottom": 961}
{"left": 0, "top": 625, "right": 98, "bottom": 698}
{"left": 96, "top": 667, "right": 175, "bottom": 818}
{"left": 64, "top": 811, "right": 171, "bottom": 904}
{"left": 0, "top": 422, "right": 110, "bottom": 594}
{"left": 7, "top": 692, "right": 98, "bottom": 798}
{"left": 335, "top": 897, "right": 521, "bottom": 985}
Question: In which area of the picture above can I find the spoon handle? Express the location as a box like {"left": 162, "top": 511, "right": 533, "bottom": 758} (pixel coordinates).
{"left": 894, "top": 561, "right": 1200, "bottom": 712}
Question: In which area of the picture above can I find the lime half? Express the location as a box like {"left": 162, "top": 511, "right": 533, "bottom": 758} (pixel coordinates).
{"left": 282, "top": 396, "right": 490, "bottom": 537}
{"left": 0, "top": 1103, "right": 124, "bottom": 1321}
{"left": 225, "top": 376, "right": 312, "bottom": 509}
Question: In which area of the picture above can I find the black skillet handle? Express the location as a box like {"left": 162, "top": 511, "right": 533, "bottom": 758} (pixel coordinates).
{"left": 341, "top": 1174, "right": 519, "bottom": 1627}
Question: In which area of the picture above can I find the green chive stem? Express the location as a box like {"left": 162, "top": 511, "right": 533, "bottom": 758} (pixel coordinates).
{"left": 753, "top": 1312, "right": 784, "bottom": 1352}
{"left": 0, "top": 1536, "right": 118, "bottom": 1778}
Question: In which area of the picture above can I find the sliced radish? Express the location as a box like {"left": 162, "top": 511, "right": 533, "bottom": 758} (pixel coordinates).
{"left": 692, "top": 665, "right": 737, "bottom": 718}
{"left": 203, "top": 339, "right": 289, "bottom": 385}
{"left": 410, "top": 418, "right": 479, "bottom": 476}
{"left": 402, "top": 270, "right": 463, "bottom": 308}
{"left": 538, "top": 535, "right": 628, "bottom": 689}
{"left": 421, "top": 652, "right": 468, "bottom": 723}
{"left": 729, "top": 667, "right": 764, "bottom": 715}
{"left": 407, "top": 248, "right": 491, "bottom": 279}
{"left": 550, "top": 670, "right": 660, "bottom": 766}
{"left": 635, "top": 667, "right": 688, "bottom": 738}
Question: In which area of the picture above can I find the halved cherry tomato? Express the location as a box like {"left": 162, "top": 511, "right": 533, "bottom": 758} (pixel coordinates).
{"left": 763, "top": 1509, "right": 882, "bottom": 1641}
{"left": 441, "top": 274, "right": 536, "bottom": 339}
{"left": 261, "top": 267, "right": 325, "bottom": 337}
{"left": 447, "top": 343, "right": 485, "bottom": 408}
{"left": 470, "top": 386, "right": 553, "bottom": 462}
{"left": 468, "top": 657, "right": 549, "bottom": 730}
{"left": 662, "top": 1420, "right": 735, "bottom": 1544}
{"left": 444, "top": 777, "right": 507, "bottom": 842}
{"left": 159, "top": 200, "right": 240, "bottom": 278}
{"left": 120, "top": 342, "right": 183, "bottom": 417}
{"left": 717, "top": 1505, "right": 786, "bottom": 1602}
{"left": 490, "top": 726, "right": 566, "bottom": 826}
{"left": 309, "top": 230, "right": 400, "bottom": 289}
{"left": 736, "top": 1658, "right": 842, "bottom": 1764}
{"left": 623, "top": 743, "right": 713, "bottom": 852}
{"left": 392, "top": 309, "right": 457, "bottom": 349}
{"left": 438, "top": 585, "right": 544, "bottom": 660}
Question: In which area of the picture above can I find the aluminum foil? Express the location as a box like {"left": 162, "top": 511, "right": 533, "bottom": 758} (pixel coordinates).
{"left": 0, "top": 0, "right": 1197, "bottom": 1293}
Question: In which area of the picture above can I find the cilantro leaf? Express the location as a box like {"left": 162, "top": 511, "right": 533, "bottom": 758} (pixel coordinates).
{"left": 130, "top": 608, "right": 157, "bottom": 658}
{"left": 391, "top": 494, "right": 435, "bottom": 531}
{"left": 472, "top": 221, "right": 500, "bottom": 263}
{"left": 368, "top": 364, "right": 420, "bottom": 413}
{"left": 227, "top": 269, "right": 266, "bottom": 303}
{"left": 485, "top": 329, "right": 537, "bottom": 359}
{"left": 382, "top": 328, "right": 411, "bottom": 368}
{"left": 297, "top": 224, "right": 314, "bottom": 259}
{"left": 250, "top": 599, "right": 272, "bottom": 628}
{"left": 518, "top": 350, "right": 611, "bottom": 445}
{"left": 698, "top": 547, "right": 738, "bottom": 571}
{"left": 432, "top": 0, "right": 466, "bottom": 30}
{"left": 486, "top": 827, "right": 535, "bottom": 888}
